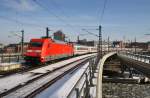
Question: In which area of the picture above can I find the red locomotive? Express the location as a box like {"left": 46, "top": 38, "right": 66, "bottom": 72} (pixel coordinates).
{"left": 24, "top": 37, "right": 74, "bottom": 63}
{"left": 24, "top": 28, "right": 97, "bottom": 63}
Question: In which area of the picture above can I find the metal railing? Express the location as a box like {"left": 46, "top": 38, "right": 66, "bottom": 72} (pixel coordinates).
{"left": 67, "top": 58, "right": 97, "bottom": 98}
{"left": 120, "top": 52, "right": 150, "bottom": 64}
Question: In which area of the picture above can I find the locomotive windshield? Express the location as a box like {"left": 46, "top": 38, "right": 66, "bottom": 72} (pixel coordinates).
{"left": 30, "top": 42, "right": 43, "bottom": 47}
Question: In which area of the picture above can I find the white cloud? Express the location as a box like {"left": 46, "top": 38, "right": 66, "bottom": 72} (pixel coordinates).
{"left": 1, "top": 0, "right": 39, "bottom": 12}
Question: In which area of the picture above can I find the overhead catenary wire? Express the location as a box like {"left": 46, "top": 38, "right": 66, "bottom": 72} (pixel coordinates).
{"left": 81, "top": 0, "right": 108, "bottom": 38}
{"left": 33, "top": 0, "right": 79, "bottom": 34}
{"left": 98, "top": 0, "right": 108, "bottom": 24}
{"left": 82, "top": 29, "right": 99, "bottom": 37}
{"left": 48, "top": 0, "right": 98, "bottom": 33}
{"left": 50, "top": 0, "right": 104, "bottom": 37}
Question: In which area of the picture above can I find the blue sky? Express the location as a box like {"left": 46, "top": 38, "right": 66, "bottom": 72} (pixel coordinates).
{"left": 0, "top": 0, "right": 150, "bottom": 44}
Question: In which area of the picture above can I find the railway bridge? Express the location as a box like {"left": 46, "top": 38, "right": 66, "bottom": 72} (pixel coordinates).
{"left": 96, "top": 52, "right": 150, "bottom": 98}
{"left": 118, "top": 53, "right": 150, "bottom": 78}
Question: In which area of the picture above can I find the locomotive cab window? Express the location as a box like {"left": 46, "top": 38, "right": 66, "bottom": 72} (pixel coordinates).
{"left": 30, "top": 42, "right": 43, "bottom": 47}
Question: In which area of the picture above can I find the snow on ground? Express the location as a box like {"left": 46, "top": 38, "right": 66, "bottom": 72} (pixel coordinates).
{"left": 3, "top": 59, "right": 87, "bottom": 98}
{"left": 35, "top": 62, "right": 89, "bottom": 98}
{"left": 0, "top": 53, "right": 96, "bottom": 95}
{"left": 30, "top": 53, "right": 96, "bottom": 74}
{"left": 0, "top": 73, "right": 41, "bottom": 94}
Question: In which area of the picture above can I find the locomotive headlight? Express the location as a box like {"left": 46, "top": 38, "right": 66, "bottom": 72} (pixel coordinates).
{"left": 27, "top": 50, "right": 41, "bottom": 53}
{"left": 27, "top": 50, "right": 33, "bottom": 52}
{"left": 35, "top": 50, "right": 41, "bottom": 53}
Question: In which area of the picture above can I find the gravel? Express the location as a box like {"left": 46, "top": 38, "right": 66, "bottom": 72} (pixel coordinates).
{"left": 103, "top": 83, "right": 150, "bottom": 98}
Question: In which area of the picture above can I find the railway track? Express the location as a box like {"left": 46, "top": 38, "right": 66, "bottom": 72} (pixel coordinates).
{"left": 0, "top": 54, "right": 96, "bottom": 98}
{"left": 0, "top": 53, "right": 93, "bottom": 78}
{"left": 1, "top": 57, "right": 92, "bottom": 98}
{"left": 0, "top": 54, "right": 96, "bottom": 94}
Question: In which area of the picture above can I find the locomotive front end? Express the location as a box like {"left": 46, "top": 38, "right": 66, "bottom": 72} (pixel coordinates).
{"left": 24, "top": 39, "right": 44, "bottom": 63}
